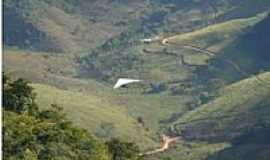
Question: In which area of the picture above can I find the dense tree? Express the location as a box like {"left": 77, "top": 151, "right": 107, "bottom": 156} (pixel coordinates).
{"left": 3, "top": 111, "right": 111, "bottom": 160}
{"left": 106, "top": 138, "right": 140, "bottom": 160}
{"left": 3, "top": 77, "right": 38, "bottom": 115}
{"left": 2, "top": 74, "right": 141, "bottom": 160}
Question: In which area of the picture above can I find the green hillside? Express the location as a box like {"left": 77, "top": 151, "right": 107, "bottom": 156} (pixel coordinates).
{"left": 218, "top": 14, "right": 270, "bottom": 73}
{"left": 3, "top": 75, "right": 142, "bottom": 160}
{"left": 163, "top": 13, "right": 270, "bottom": 83}
{"left": 32, "top": 83, "right": 158, "bottom": 150}
{"left": 171, "top": 72, "right": 270, "bottom": 140}
{"left": 77, "top": 7, "right": 269, "bottom": 83}
{"left": 167, "top": 14, "right": 266, "bottom": 52}
{"left": 146, "top": 72, "right": 270, "bottom": 160}
{"left": 3, "top": 0, "right": 270, "bottom": 160}
{"left": 3, "top": 0, "right": 152, "bottom": 53}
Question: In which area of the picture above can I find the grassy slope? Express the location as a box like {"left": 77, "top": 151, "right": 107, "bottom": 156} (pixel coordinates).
{"left": 218, "top": 0, "right": 270, "bottom": 20}
{"left": 115, "top": 14, "right": 267, "bottom": 100}
{"left": 218, "top": 14, "right": 270, "bottom": 74}
{"left": 4, "top": 1, "right": 270, "bottom": 159}
{"left": 5, "top": 7, "right": 269, "bottom": 124}
{"left": 126, "top": 14, "right": 267, "bottom": 84}
{"left": 144, "top": 12, "right": 270, "bottom": 160}
{"left": 3, "top": 48, "right": 193, "bottom": 134}
{"left": 3, "top": 0, "right": 152, "bottom": 53}
{"left": 172, "top": 72, "right": 270, "bottom": 139}
{"left": 166, "top": 13, "right": 266, "bottom": 52}
{"left": 4, "top": 7, "right": 269, "bottom": 145}
{"left": 77, "top": 0, "right": 255, "bottom": 81}
{"left": 208, "top": 142, "right": 270, "bottom": 160}
{"left": 3, "top": 48, "right": 193, "bottom": 149}
{"left": 146, "top": 72, "right": 270, "bottom": 160}
{"left": 161, "top": 13, "right": 269, "bottom": 83}
{"left": 114, "top": 91, "right": 193, "bottom": 133}
{"left": 32, "top": 83, "right": 158, "bottom": 150}
{"left": 146, "top": 141, "right": 229, "bottom": 160}
{"left": 3, "top": 49, "right": 75, "bottom": 77}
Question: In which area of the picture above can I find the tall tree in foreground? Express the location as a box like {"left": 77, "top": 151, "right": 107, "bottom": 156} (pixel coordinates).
{"left": 106, "top": 138, "right": 140, "bottom": 160}
{"left": 3, "top": 74, "right": 141, "bottom": 160}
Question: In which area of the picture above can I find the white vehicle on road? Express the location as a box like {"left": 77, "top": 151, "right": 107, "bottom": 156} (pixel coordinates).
{"left": 140, "top": 36, "right": 161, "bottom": 43}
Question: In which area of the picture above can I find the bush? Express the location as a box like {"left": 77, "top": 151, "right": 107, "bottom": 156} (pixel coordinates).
{"left": 3, "top": 77, "right": 38, "bottom": 115}
{"left": 106, "top": 138, "right": 140, "bottom": 160}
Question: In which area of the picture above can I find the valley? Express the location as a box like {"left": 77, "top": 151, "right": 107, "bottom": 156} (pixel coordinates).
{"left": 3, "top": 0, "right": 270, "bottom": 160}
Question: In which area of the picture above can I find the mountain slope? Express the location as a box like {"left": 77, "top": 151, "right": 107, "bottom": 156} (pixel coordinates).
{"left": 171, "top": 72, "right": 270, "bottom": 141}
{"left": 32, "top": 83, "right": 157, "bottom": 150}
{"left": 146, "top": 72, "right": 270, "bottom": 160}
{"left": 3, "top": 0, "right": 152, "bottom": 53}
{"left": 3, "top": 1, "right": 270, "bottom": 159}
{"left": 166, "top": 14, "right": 266, "bottom": 52}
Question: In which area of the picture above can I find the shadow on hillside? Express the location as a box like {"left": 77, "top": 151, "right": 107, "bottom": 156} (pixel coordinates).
{"left": 195, "top": 14, "right": 270, "bottom": 84}
{"left": 207, "top": 128, "right": 270, "bottom": 160}
{"left": 3, "top": 6, "right": 47, "bottom": 51}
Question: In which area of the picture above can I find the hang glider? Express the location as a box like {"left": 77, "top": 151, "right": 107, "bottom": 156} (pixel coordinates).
{"left": 113, "top": 78, "right": 143, "bottom": 89}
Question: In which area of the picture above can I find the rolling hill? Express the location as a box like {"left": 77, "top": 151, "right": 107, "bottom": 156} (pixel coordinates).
{"left": 32, "top": 83, "right": 158, "bottom": 150}
{"left": 3, "top": 0, "right": 270, "bottom": 160}
{"left": 146, "top": 72, "right": 270, "bottom": 160}
{"left": 3, "top": 0, "right": 153, "bottom": 53}
{"left": 171, "top": 72, "right": 270, "bottom": 140}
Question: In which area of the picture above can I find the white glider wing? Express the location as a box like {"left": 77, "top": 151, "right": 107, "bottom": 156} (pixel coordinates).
{"left": 113, "top": 78, "right": 142, "bottom": 89}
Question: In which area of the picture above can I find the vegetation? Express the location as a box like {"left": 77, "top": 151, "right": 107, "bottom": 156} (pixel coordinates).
{"left": 3, "top": 76, "right": 38, "bottom": 114}
{"left": 167, "top": 14, "right": 266, "bottom": 50}
{"left": 3, "top": 0, "right": 270, "bottom": 160}
{"left": 171, "top": 72, "right": 270, "bottom": 141}
{"left": 107, "top": 138, "right": 140, "bottom": 160}
{"left": 32, "top": 83, "right": 157, "bottom": 149}
{"left": 3, "top": 75, "right": 140, "bottom": 160}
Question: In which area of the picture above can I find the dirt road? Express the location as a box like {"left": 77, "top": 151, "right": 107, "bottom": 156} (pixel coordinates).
{"left": 141, "top": 135, "right": 181, "bottom": 156}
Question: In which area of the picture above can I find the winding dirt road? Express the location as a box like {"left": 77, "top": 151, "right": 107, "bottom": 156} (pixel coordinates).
{"left": 161, "top": 36, "right": 270, "bottom": 89}
{"left": 141, "top": 135, "right": 181, "bottom": 156}
{"left": 138, "top": 35, "right": 270, "bottom": 156}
